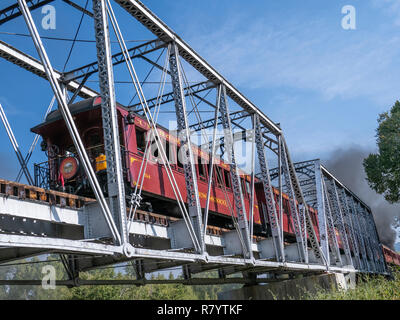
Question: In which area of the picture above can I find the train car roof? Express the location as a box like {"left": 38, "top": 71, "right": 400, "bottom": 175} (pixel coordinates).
{"left": 31, "top": 96, "right": 127, "bottom": 133}
{"left": 30, "top": 96, "right": 258, "bottom": 180}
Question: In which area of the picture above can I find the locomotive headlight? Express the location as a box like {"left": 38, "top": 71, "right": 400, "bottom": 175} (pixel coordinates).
{"left": 60, "top": 157, "right": 79, "bottom": 180}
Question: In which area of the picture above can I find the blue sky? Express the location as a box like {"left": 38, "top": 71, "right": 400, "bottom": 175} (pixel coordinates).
{"left": 0, "top": 0, "right": 400, "bottom": 181}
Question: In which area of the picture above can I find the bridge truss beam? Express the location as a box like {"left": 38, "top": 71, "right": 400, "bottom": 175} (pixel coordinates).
{"left": 92, "top": 0, "right": 129, "bottom": 245}
{"left": 270, "top": 159, "right": 387, "bottom": 274}
{"left": 113, "top": 0, "right": 281, "bottom": 135}
{"left": 0, "top": 186, "right": 358, "bottom": 278}
{"left": 63, "top": 39, "right": 166, "bottom": 83}
{"left": 17, "top": 0, "right": 123, "bottom": 246}
{"left": 0, "top": 0, "right": 387, "bottom": 282}
{"left": 0, "top": 0, "right": 54, "bottom": 25}
{"left": 168, "top": 42, "right": 204, "bottom": 253}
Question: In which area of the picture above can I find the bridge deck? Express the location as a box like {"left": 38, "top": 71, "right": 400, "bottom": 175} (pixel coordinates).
{"left": 0, "top": 179, "right": 369, "bottom": 278}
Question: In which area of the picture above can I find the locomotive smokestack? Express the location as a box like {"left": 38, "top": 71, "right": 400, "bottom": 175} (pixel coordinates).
{"left": 324, "top": 146, "right": 400, "bottom": 249}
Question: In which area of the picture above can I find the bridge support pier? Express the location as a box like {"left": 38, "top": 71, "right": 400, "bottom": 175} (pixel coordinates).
{"left": 218, "top": 272, "right": 356, "bottom": 300}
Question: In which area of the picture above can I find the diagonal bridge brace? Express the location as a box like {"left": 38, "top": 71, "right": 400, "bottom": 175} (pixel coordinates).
{"left": 17, "top": 0, "right": 124, "bottom": 247}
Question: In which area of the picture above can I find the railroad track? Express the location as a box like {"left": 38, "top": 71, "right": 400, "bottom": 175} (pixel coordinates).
{"left": 0, "top": 178, "right": 94, "bottom": 209}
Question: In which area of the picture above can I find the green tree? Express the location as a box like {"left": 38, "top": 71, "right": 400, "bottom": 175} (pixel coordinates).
{"left": 0, "top": 255, "right": 69, "bottom": 300}
{"left": 364, "top": 101, "right": 400, "bottom": 203}
{"left": 66, "top": 268, "right": 198, "bottom": 300}
{"left": 189, "top": 271, "right": 239, "bottom": 300}
{"left": 308, "top": 268, "right": 400, "bottom": 300}
{"left": 66, "top": 268, "right": 126, "bottom": 300}
{"left": 0, "top": 256, "right": 230, "bottom": 300}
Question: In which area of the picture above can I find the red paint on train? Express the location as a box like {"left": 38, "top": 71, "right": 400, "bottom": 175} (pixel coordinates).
{"left": 30, "top": 97, "right": 400, "bottom": 268}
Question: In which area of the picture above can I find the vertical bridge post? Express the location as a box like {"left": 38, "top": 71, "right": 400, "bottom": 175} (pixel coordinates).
{"left": 321, "top": 178, "right": 342, "bottom": 266}
{"left": 254, "top": 115, "right": 284, "bottom": 261}
{"left": 315, "top": 160, "right": 329, "bottom": 266}
{"left": 93, "top": 0, "right": 128, "bottom": 245}
{"left": 218, "top": 84, "right": 252, "bottom": 259}
{"left": 328, "top": 180, "right": 353, "bottom": 267}
{"left": 280, "top": 141, "right": 307, "bottom": 262}
{"left": 362, "top": 208, "right": 383, "bottom": 272}
{"left": 349, "top": 197, "right": 370, "bottom": 272}
{"left": 365, "top": 210, "right": 387, "bottom": 273}
{"left": 339, "top": 188, "right": 362, "bottom": 270}
{"left": 168, "top": 42, "right": 204, "bottom": 254}
{"left": 356, "top": 203, "right": 378, "bottom": 272}
{"left": 17, "top": 0, "right": 122, "bottom": 244}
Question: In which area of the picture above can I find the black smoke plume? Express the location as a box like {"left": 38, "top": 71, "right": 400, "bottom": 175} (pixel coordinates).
{"left": 324, "top": 146, "right": 400, "bottom": 249}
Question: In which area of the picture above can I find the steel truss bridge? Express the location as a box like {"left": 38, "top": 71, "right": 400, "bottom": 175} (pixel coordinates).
{"left": 0, "top": 0, "right": 387, "bottom": 286}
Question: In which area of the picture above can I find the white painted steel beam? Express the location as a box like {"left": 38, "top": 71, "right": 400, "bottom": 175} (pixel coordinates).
{"left": 0, "top": 193, "right": 379, "bottom": 275}
{"left": 17, "top": 0, "right": 122, "bottom": 245}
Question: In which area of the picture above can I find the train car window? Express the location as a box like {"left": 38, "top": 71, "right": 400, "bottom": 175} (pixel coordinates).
{"left": 198, "top": 156, "right": 206, "bottom": 180}
{"left": 309, "top": 210, "right": 315, "bottom": 225}
{"left": 309, "top": 211, "right": 315, "bottom": 226}
{"left": 153, "top": 139, "right": 159, "bottom": 159}
{"left": 177, "top": 146, "right": 184, "bottom": 169}
{"left": 240, "top": 177, "right": 247, "bottom": 196}
{"left": 245, "top": 180, "right": 251, "bottom": 195}
{"left": 205, "top": 163, "right": 211, "bottom": 178}
{"left": 168, "top": 141, "right": 177, "bottom": 168}
{"left": 165, "top": 140, "right": 170, "bottom": 161}
{"left": 136, "top": 128, "right": 146, "bottom": 153}
{"left": 223, "top": 169, "right": 231, "bottom": 189}
{"left": 215, "top": 166, "right": 223, "bottom": 187}
{"left": 206, "top": 163, "right": 215, "bottom": 184}
{"left": 85, "top": 129, "right": 103, "bottom": 159}
{"left": 313, "top": 212, "right": 319, "bottom": 226}
{"left": 311, "top": 211, "right": 317, "bottom": 225}
{"left": 282, "top": 198, "right": 290, "bottom": 215}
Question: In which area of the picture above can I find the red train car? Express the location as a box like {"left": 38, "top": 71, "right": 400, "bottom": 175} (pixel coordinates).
{"left": 29, "top": 96, "right": 359, "bottom": 251}
{"left": 382, "top": 245, "right": 400, "bottom": 267}
{"left": 255, "top": 185, "right": 320, "bottom": 240}
{"left": 32, "top": 97, "right": 264, "bottom": 231}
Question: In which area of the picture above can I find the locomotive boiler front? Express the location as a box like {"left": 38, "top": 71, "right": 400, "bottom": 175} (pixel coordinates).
{"left": 59, "top": 156, "right": 80, "bottom": 180}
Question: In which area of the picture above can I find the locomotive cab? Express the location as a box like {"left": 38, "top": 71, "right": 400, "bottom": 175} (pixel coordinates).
{"left": 31, "top": 96, "right": 126, "bottom": 196}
